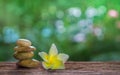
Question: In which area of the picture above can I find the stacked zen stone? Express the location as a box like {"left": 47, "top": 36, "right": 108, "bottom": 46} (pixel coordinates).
{"left": 13, "top": 39, "right": 39, "bottom": 68}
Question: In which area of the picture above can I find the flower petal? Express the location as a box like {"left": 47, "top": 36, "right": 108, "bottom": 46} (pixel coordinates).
{"left": 38, "top": 52, "right": 48, "bottom": 62}
{"left": 58, "top": 53, "right": 69, "bottom": 63}
{"left": 42, "top": 62, "right": 51, "bottom": 69}
{"left": 49, "top": 43, "right": 58, "bottom": 56}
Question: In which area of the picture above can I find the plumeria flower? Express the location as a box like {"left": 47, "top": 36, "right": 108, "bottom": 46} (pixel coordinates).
{"left": 38, "top": 44, "right": 69, "bottom": 70}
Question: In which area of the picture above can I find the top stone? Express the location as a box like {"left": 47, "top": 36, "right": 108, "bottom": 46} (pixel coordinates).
{"left": 17, "top": 39, "right": 32, "bottom": 47}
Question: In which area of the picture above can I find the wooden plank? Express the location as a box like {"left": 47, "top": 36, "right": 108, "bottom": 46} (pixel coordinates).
{"left": 0, "top": 62, "right": 120, "bottom": 75}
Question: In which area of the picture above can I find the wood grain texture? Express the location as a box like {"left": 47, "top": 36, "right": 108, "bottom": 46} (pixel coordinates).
{"left": 0, "top": 62, "right": 120, "bottom": 75}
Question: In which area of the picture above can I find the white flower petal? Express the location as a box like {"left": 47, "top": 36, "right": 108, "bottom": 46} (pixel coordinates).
{"left": 38, "top": 52, "right": 48, "bottom": 62}
{"left": 49, "top": 43, "right": 58, "bottom": 55}
{"left": 42, "top": 62, "right": 49, "bottom": 69}
{"left": 58, "top": 53, "right": 69, "bottom": 63}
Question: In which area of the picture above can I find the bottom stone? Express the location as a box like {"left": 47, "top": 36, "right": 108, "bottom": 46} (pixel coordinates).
{"left": 17, "top": 59, "right": 40, "bottom": 68}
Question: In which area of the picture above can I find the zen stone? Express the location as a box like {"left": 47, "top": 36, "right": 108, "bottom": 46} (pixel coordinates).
{"left": 17, "top": 59, "right": 40, "bottom": 68}
{"left": 17, "top": 39, "right": 32, "bottom": 47}
{"left": 14, "top": 51, "right": 34, "bottom": 60}
{"left": 14, "top": 46, "right": 36, "bottom": 52}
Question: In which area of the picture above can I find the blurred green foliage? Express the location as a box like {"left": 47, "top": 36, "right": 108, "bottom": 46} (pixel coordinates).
{"left": 0, "top": 0, "right": 120, "bottom": 61}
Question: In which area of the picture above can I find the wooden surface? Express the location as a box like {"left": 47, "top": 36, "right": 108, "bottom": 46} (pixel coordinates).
{"left": 0, "top": 62, "right": 120, "bottom": 75}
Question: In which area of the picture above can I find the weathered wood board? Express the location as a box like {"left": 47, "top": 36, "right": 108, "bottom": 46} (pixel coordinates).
{"left": 0, "top": 62, "right": 120, "bottom": 75}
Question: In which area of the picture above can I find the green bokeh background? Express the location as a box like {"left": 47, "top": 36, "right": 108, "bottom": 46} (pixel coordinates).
{"left": 0, "top": 0, "right": 120, "bottom": 61}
